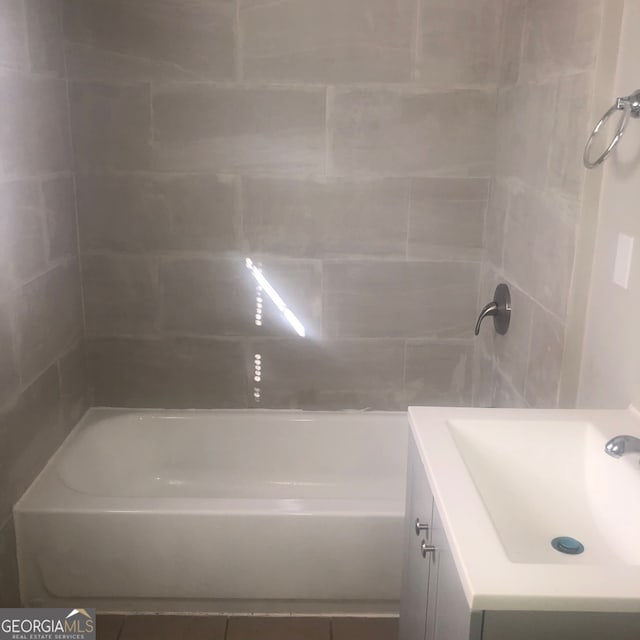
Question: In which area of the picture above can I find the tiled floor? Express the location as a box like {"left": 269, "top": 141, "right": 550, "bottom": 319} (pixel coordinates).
{"left": 97, "top": 615, "right": 398, "bottom": 640}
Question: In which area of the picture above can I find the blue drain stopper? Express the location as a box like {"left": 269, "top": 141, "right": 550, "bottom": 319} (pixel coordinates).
{"left": 551, "top": 536, "right": 584, "bottom": 555}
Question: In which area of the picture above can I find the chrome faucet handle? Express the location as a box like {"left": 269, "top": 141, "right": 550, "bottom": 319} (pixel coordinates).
{"left": 474, "top": 284, "right": 511, "bottom": 336}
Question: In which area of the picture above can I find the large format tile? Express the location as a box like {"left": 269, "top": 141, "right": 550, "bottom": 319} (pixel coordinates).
{"left": 57, "top": 340, "right": 89, "bottom": 428}
{"left": 249, "top": 338, "right": 405, "bottom": 410}
{"left": 0, "top": 0, "right": 28, "bottom": 71}
{"left": 503, "top": 187, "right": 577, "bottom": 317}
{"left": 242, "top": 177, "right": 409, "bottom": 258}
{"left": 330, "top": 88, "right": 496, "bottom": 177}
{"left": 69, "top": 81, "right": 151, "bottom": 171}
{"left": 64, "top": 0, "right": 235, "bottom": 82}
{"left": 408, "top": 177, "right": 488, "bottom": 259}
{"left": 227, "top": 616, "right": 330, "bottom": 640}
{"left": 0, "top": 301, "right": 19, "bottom": 407}
{"left": 332, "top": 617, "right": 398, "bottom": 640}
{"left": 82, "top": 254, "right": 158, "bottom": 337}
{"left": 495, "top": 82, "right": 557, "bottom": 189}
{"left": 89, "top": 337, "right": 247, "bottom": 409}
{"left": 404, "top": 340, "right": 474, "bottom": 407}
{"left": 418, "top": 0, "right": 502, "bottom": 88}
{"left": 119, "top": 614, "right": 226, "bottom": 640}
{"left": 498, "top": 0, "right": 525, "bottom": 86}
{"left": 76, "top": 173, "right": 238, "bottom": 253}
{"left": 1, "top": 365, "right": 63, "bottom": 520}
{"left": 0, "top": 517, "right": 20, "bottom": 607}
{"left": 0, "top": 72, "right": 71, "bottom": 176}
{"left": 323, "top": 261, "right": 479, "bottom": 339}
{"left": 0, "top": 179, "right": 47, "bottom": 285}
{"left": 25, "top": 0, "right": 65, "bottom": 76}
{"left": 519, "top": 0, "right": 601, "bottom": 82}
{"left": 42, "top": 176, "right": 78, "bottom": 263}
{"left": 160, "top": 257, "right": 321, "bottom": 338}
{"left": 240, "top": 0, "right": 414, "bottom": 83}
{"left": 14, "top": 261, "right": 83, "bottom": 383}
{"left": 548, "top": 73, "right": 592, "bottom": 199}
{"left": 524, "top": 305, "right": 565, "bottom": 408}
{"left": 152, "top": 85, "right": 326, "bottom": 173}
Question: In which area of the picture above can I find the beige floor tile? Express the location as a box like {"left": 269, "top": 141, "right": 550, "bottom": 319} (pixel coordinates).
{"left": 118, "top": 615, "right": 226, "bottom": 640}
{"left": 332, "top": 617, "right": 399, "bottom": 640}
{"left": 227, "top": 616, "right": 330, "bottom": 640}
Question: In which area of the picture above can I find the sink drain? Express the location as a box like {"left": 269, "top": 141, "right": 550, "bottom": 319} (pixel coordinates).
{"left": 551, "top": 536, "right": 584, "bottom": 555}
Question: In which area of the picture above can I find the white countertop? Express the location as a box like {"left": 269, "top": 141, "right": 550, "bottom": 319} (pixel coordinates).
{"left": 408, "top": 406, "right": 640, "bottom": 613}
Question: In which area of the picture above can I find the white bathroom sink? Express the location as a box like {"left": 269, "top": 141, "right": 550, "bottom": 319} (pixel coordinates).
{"left": 408, "top": 406, "right": 640, "bottom": 612}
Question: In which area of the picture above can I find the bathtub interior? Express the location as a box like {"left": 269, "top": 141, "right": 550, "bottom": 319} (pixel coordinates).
{"left": 14, "top": 408, "right": 409, "bottom": 614}
{"left": 55, "top": 409, "right": 407, "bottom": 500}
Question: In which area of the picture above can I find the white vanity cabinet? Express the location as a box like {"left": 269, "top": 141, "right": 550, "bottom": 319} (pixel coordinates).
{"left": 399, "top": 432, "right": 482, "bottom": 640}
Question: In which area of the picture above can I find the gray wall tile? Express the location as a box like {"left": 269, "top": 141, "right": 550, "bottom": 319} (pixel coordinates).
{"left": 249, "top": 338, "right": 406, "bottom": 410}
{"left": 408, "top": 177, "right": 488, "bottom": 260}
{"left": 0, "top": 302, "right": 19, "bottom": 407}
{"left": 0, "top": 517, "right": 20, "bottom": 607}
{"left": 242, "top": 177, "right": 410, "bottom": 258}
{"left": 25, "top": 0, "right": 65, "bottom": 76}
{"left": 498, "top": 0, "right": 525, "bottom": 86}
{"left": 89, "top": 337, "right": 248, "bottom": 409}
{"left": 495, "top": 82, "right": 557, "bottom": 188}
{"left": 159, "top": 257, "right": 321, "bottom": 339}
{"left": 69, "top": 81, "right": 151, "bottom": 171}
{"left": 42, "top": 176, "right": 78, "bottom": 262}
{"left": 524, "top": 305, "right": 565, "bottom": 408}
{"left": 0, "top": 73, "right": 71, "bottom": 176}
{"left": 77, "top": 173, "right": 238, "bottom": 253}
{"left": 58, "top": 340, "right": 90, "bottom": 427}
{"left": 0, "top": 1, "right": 28, "bottom": 71}
{"left": 240, "top": 0, "right": 415, "bottom": 83}
{"left": 405, "top": 340, "right": 474, "bottom": 407}
{"left": 519, "top": 0, "right": 601, "bottom": 82}
{"left": 419, "top": 0, "right": 502, "bottom": 88}
{"left": 63, "top": 0, "right": 236, "bottom": 82}
{"left": 503, "top": 187, "right": 577, "bottom": 318}
{"left": 0, "top": 180, "right": 47, "bottom": 285}
{"left": 152, "top": 85, "right": 326, "bottom": 173}
{"left": 2, "top": 365, "right": 64, "bottom": 520}
{"left": 15, "top": 261, "right": 83, "bottom": 383}
{"left": 323, "top": 261, "right": 479, "bottom": 339}
{"left": 330, "top": 89, "right": 496, "bottom": 177}
{"left": 83, "top": 254, "right": 158, "bottom": 337}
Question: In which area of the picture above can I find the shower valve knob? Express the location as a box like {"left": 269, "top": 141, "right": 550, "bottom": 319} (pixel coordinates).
{"left": 474, "top": 284, "right": 511, "bottom": 336}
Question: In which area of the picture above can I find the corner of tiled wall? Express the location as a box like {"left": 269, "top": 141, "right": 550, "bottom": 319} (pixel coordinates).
{"left": 478, "top": 0, "right": 607, "bottom": 408}
{"left": 0, "top": 0, "right": 90, "bottom": 604}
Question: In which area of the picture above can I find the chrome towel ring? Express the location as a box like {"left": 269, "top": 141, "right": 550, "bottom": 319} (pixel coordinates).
{"left": 583, "top": 89, "right": 640, "bottom": 169}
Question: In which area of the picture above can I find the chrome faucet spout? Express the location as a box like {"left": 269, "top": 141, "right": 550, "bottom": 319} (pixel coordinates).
{"left": 604, "top": 435, "right": 640, "bottom": 458}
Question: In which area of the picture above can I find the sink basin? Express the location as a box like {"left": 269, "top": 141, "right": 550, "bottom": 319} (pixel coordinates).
{"left": 408, "top": 406, "right": 640, "bottom": 612}
{"left": 447, "top": 419, "right": 640, "bottom": 565}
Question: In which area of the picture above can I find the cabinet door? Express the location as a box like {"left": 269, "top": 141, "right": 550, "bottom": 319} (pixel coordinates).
{"left": 399, "top": 434, "right": 434, "bottom": 640}
{"left": 430, "top": 504, "right": 479, "bottom": 640}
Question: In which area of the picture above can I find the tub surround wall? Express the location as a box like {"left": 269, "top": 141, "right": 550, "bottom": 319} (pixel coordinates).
{"left": 0, "top": 0, "right": 88, "bottom": 605}
{"left": 578, "top": 0, "right": 640, "bottom": 408}
{"left": 66, "top": 0, "right": 501, "bottom": 411}
{"left": 475, "top": 0, "right": 608, "bottom": 408}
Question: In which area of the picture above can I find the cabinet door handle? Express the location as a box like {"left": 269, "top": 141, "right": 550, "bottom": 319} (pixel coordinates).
{"left": 421, "top": 540, "right": 436, "bottom": 558}
{"left": 415, "top": 518, "right": 429, "bottom": 536}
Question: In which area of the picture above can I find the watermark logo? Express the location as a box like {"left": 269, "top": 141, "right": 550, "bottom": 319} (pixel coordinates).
{"left": 0, "top": 608, "right": 95, "bottom": 640}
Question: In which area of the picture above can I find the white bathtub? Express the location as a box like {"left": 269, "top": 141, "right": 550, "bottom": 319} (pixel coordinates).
{"left": 15, "top": 408, "right": 408, "bottom": 614}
